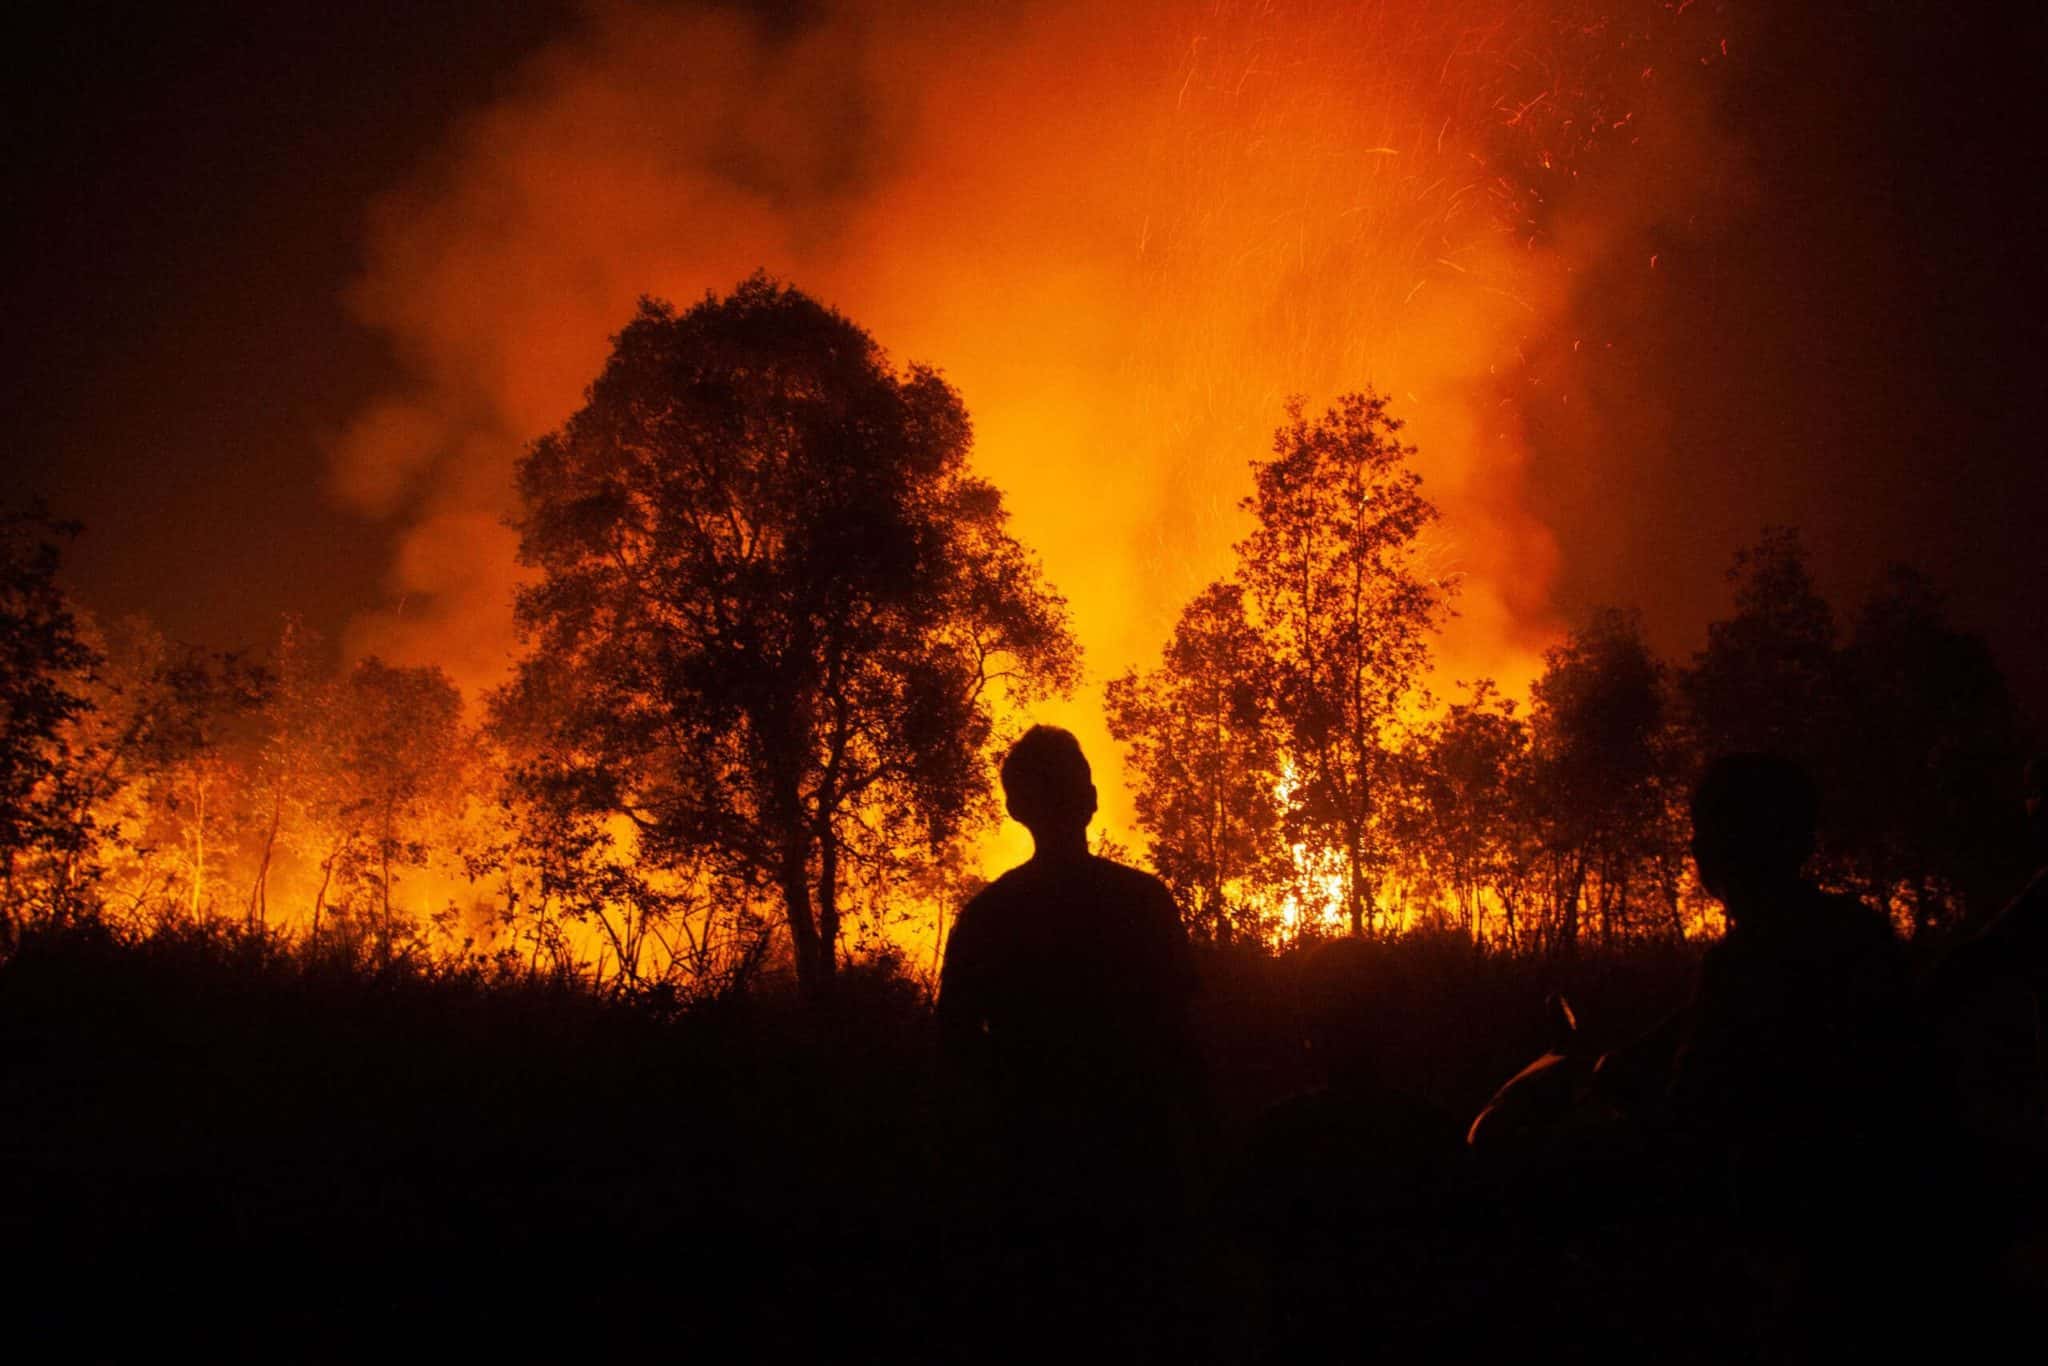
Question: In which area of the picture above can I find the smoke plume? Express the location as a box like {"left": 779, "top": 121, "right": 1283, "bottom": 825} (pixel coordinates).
{"left": 331, "top": 0, "right": 1741, "bottom": 851}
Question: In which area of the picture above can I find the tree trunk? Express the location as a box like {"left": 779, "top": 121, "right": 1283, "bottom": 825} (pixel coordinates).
{"left": 1598, "top": 855, "right": 1613, "bottom": 949}
{"left": 816, "top": 824, "right": 841, "bottom": 985}
{"left": 780, "top": 831, "right": 826, "bottom": 995}
{"left": 312, "top": 854, "right": 334, "bottom": 944}
{"left": 379, "top": 802, "right": 394, "bottom": 967}
{"left": 248, "top": 790, "right": 282, "bottom": 927}
{"left": 1559, "top": 856, "right": 1585, "bottom": 956}
{"left": 190, "top": 780, "right": 205, "bottom": 921}
{"left": 1345, "top": 822, "right": 1369, "bottom": 937}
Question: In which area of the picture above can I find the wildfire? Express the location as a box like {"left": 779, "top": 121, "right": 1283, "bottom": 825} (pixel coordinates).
{"left": 6, "top": 3, "right": 1741, "bottom": 975}
{"left": 1274, "top": 759, "right": 1353, "bottom": 942}
{"left": 334, "top": 2, "right": 1729, "bottom": 867}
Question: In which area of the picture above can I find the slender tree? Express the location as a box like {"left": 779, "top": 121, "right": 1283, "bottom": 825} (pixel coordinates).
{"left": 331, "top": 659, "right": 467, "bottom": 962}
{"left": 1528, "top": 608, "right": 1681, "bottom": 951}
{"left": 1106, "top": 581, "right": 1284, "bottom": 944}
{"left": 1400, "top": 680, "right": 1532, "bottom": 943}
{"left": 1233, "top": 393, "right": 1456, "bottom": 935}
{"left": 45, "top": 618, "right": 262, "bottom": 930}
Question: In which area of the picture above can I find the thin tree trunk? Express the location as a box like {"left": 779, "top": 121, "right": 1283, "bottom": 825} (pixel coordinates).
{"left": 190, "top": 780, "right": 205, "bottom": 921}
{"left": 1559, "top": 856, "right": 1586, "bottom": 956}
{"left": 781, "top": 833, "right": 823, "bottom": 994}
{"left": 378, "top": 798, "right": 395, "bottom": 966}
{"left": 817, "top": 827, "right": 840, "bottom": 984}
{"left": 1345, "top": 820, "right": 1369, "bottom": 937}
{"left": 248, "top": 790, "right": 283, "bottom": 927}
{"left": 312, "top": 855, "right": 334, "bottom": 944}
{"left": 1589, "top": 856, "right": 1605, "bottom": 950}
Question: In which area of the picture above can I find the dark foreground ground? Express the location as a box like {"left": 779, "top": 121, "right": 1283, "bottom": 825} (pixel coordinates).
{"left": 3, "top": 920, "right": 2041, "bottom": 1361}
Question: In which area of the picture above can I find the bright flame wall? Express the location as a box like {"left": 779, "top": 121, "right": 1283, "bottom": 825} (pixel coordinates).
{"left": 332, "top": 1, "right": 1735, "bottom": 870}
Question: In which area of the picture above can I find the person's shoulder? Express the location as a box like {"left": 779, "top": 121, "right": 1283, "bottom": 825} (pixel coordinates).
{"left": 960, "top": 865, "right": 1035, "bottom": 918}
{"left": 1088, "top": 853, "right": 1171, "bottom": 894}
{"left": 1090, "top": 855, "right": 1180, "bottom": 910}
{"left": 1799, "top": 888, "right": 1908, "bottom": 986}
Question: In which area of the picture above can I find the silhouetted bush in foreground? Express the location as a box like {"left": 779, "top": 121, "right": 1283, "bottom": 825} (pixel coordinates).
{"left": 3, "top": 914, "right": 2030, "bottom": 1359}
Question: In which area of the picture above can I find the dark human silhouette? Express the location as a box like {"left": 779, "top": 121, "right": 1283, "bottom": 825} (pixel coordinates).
{"left": 936, "top": 726, "right": 1200, "bottom": 1351}
{"left": 938, "top": 726, "right": 1198, "bottom": 1208}
{"left": 1919, "top": 755, "right": 2048, "bottom": 1300}
{"left": 1936, "top": 755, "right": 2048, "bottom": 999}
{"left": 1670, "top": 754, "right": 1920, "bottom": 1247}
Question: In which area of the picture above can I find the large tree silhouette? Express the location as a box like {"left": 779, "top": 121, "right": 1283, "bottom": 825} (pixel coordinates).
{"left": 498, "top": 277, "right": 1077, "bottom": 993}
{"left": 1833, "top": 566, "right": 2020, "bottom": 932}
{"left": 1680, "top": 527, "right": 1838, "bottom": 774}
{"left": 0, "top": 509, "right": 96, "bottom": 920}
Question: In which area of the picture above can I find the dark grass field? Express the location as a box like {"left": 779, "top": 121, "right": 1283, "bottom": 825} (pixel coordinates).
{"left": 3, "top": 920, "right": 2036, "bottom": 1360}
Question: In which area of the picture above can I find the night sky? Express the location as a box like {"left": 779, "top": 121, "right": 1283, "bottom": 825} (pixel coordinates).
{"left": 6, "top": 2, "right": 2043, "bottom": 726}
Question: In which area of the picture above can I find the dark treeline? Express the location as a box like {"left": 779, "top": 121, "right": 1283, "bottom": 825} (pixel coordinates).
{"left": 2, "top": 285, "right": 2031, "bottom": 995}
{"left": 1113, "top": 519, "right": 2030, "bottom": 952}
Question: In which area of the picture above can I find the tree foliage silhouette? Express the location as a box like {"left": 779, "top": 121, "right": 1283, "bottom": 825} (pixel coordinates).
{"left": 1105, "top": 582, "right": 1281, "bottom": 944}
{"left": 1234, "top": 394, "right": 1456, "bottom": 935}
{"left": 312, "top": 658, "right": 467, "bottom": 958}
{"left": 1833, "top": 565, "right": 2020, "bottom": 932}
{"left": 0, "top": 509, "right": 96, "bottom": 918}
{"left": 1681, "top": 526, "right": 1837, "bottom": 773}
{"left": 497, "top": 277, "right": 1078, "bottom": 992}
{"left": 1528, "top": 608, "right": 1682, "bottom": 948}
{"left": 1397, "top": 680, "right": 1530, "bottom": 942}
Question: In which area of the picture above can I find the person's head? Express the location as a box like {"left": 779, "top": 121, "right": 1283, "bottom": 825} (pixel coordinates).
{"left": 1690, "top": 752, "right": 1819, "bottom": 919}
{"left": 1001, "top": 725, "right": 1096, "bottom": 851}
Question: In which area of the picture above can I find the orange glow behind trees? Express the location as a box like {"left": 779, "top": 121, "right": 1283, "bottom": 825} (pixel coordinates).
{"left": 326, "top": 1, "right": 1741, "bottom": 865}
{"left": 10, "top": 4, "right": 2021, "bottom": 982}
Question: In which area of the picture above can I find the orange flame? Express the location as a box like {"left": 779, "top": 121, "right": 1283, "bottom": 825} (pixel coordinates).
{"left": 329, "top": 1, "right": 1735, "bottom": 892}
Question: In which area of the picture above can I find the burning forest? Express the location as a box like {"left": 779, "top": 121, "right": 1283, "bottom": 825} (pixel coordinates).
{"left": 2, "top": 299, "right": 2027, "bottom": 988}
{"left": 4, "top": 0, "right": 2044, "bottom": 1356}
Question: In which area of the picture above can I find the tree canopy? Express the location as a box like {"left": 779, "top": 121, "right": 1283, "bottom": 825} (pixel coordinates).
{"left": 496, "top": 277, "right": 1078, "bottom": 992}
{"left": 0, "top": 509, "right": 97, "bottom": 913}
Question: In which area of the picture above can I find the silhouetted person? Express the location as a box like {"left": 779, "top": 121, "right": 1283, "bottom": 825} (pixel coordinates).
{"left": 1936, "top": 755, "right": 2048, "bottom": 1000}
{"left": 1673, "top": 755, "right": 1920, "bottom": 1258}
{"left": 936, "top": 726, "right": 1199, "bottom": 1348}
{"left": 1920, "top": 755, "right": 2048, "bottom": 1307}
